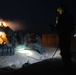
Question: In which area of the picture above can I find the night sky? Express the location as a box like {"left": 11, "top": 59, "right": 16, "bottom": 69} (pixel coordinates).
{"left": 0, "top": 0, "right": 76, "bottom": 34}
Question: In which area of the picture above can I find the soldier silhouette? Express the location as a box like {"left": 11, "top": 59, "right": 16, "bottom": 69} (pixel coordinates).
{"left": 55, "top": 4, "right": 75, "bottom": 70}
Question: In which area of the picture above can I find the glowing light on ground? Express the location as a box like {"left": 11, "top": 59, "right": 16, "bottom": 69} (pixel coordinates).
{"left": 16, "top": 50, "right": 33, "bottom": 56}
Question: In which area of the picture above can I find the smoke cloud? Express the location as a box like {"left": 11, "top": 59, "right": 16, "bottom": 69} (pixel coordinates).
{"left": 0, "top": 18, "right": 27, "bottom": 31}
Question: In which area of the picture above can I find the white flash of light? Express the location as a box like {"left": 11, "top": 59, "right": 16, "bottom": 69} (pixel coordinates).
{"left": 17, "top": 50, "right": 33, "bottom": 56}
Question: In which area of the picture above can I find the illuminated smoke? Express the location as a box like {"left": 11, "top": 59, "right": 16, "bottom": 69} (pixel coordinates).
{"left": 0, "top": 19, "right": 26, "bottom": 31}
{"left": 0, "top": 32, "right": 9, "bottom": 44}
{"left": 0, "top": 18, "right": 27, "bottom": 44}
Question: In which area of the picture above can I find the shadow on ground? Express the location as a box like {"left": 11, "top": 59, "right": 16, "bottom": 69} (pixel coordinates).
{"left": 0, "top": 58, "right": 76, "bottom": 75}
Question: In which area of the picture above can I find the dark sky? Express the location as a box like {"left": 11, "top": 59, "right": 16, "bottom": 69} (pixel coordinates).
{"left": 0, "top": 0, "right": 76, "bottom": 34}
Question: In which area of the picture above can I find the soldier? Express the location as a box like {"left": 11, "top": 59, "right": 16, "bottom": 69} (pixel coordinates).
{"left": 55, "top": 4, "right": 75, "bottom": 70}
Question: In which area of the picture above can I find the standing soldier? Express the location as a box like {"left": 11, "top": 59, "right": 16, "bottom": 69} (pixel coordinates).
{"left": 55, "top": 4, "right": 75, "bottom": 71}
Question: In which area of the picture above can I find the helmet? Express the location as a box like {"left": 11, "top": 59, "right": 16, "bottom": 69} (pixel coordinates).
{"left": 57, "top": 4, "right": 67, "bottom": 14}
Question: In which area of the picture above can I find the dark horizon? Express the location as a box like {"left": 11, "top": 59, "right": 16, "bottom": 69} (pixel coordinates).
{"left": 0, "top": 0, "right": 76, "bottom": 34}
